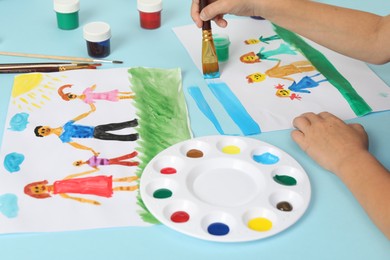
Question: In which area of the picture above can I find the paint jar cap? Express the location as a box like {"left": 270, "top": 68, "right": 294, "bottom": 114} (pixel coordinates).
{"left": 53, "top": 0, "right": 80, "bottom": 13}
{"left": 83, "top": 22, "right": 111, "bottom": 42}
{"left": 137, "top": 0, "right": 163, "bottom": 13}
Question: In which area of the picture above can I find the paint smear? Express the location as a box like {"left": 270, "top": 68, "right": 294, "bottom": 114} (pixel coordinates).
{"left": 253, "top": 152, "right": 279, "bottom": 164}
{"left": 4, "top": 152, "right": 25, "bottom": 173}
{"left": 273, "top": 175, "right": 297, "bottom": 186}
{"left": 222, "top": 145, "right": 241, "bottom": 154}
{"left": 188, "top": 86, "right": 224, "bottom": 134}
{"left": 206, "top": 80, "right": 261, "bottom": 135}
{"left": 247, "top": 217, "right": 272, "bottom": 232}
{"left": 0, "top": 193, "right": 19, "bottom": 218}
{"left": 128, "top": 67, "right": 192, "bottom": 224}
{"left": 8, "top": 112, "right": 29, "bottom": 131}
{"left": 273, "top": 24, "right": 372, "bottom": 116}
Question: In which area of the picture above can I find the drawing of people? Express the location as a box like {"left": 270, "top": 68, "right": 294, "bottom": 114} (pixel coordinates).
{"left": 287, "top": 73, "right": 328, "bottom": 93}
{"left": 256, "top": 43, "right": 296, "bottom": 61}
{"left": 265, "top": 60, "right": 317, "bottom": 81}
{"left": 58, "top": 84, "right": 135, "bottom": 104}
{"left": 240, "top": 52, "right": 261, "bottom": 64}
{"left": 275, "top": 84, "right": 302, "bottom": 100}
{"left": 73, "top": 151, "right": 139, "bottom": 168}
{"left": 274, "top": 73, "right": 328, "bottom": 100}
{"left": 24, "top": 174, "right": 138, "bottom": 205}
{"left": 240, "top": 44, "right": 296, "bottom": 63}
{"left": 34, "top": 105, "right": 139, "bottom": 155}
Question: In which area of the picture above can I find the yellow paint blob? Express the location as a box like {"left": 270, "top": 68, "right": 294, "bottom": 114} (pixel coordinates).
{"left": 222, "top": 145, "right": 241, "bottom": 154}
{"left": 247, "top": 217, "right": 272, "bottom": 232}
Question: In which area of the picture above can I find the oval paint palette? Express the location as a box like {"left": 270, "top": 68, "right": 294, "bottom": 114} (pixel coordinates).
{"left": 140, "top": 136, "right": 311, "bottom": 242}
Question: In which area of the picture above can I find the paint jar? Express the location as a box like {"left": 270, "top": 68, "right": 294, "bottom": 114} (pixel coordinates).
{"left": 83, "top": 22, "right": 111, "bottom": 58}
{"left": 137, "top": 0, "right": 163, "bottom": 29}
{"left": 213, "top": 34, "right": 231, "bottom": 62}
{"left": 53, "top": 0, "right": 80, "bottom": 30}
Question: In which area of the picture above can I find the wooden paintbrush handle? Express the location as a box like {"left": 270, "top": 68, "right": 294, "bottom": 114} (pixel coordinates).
{"left": 200, "top": 0, "right": 211, "bottom": 30}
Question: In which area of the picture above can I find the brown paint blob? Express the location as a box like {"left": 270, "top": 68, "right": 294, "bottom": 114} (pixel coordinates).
{"left": 276, "top": 201, "right": 293, "bottom": 211}
{"left": 186, "top": 149, "right": 204, "bottom": 158}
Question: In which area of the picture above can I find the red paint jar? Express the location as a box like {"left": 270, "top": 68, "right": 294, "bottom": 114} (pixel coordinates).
{"left": 137, "top": 0, "right": 162, "bottom": 29}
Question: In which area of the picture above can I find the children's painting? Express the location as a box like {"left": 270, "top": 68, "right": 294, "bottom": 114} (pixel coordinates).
{"left": 173, "top": 18, "right": 390, "bottom": 135}
{"left": 0, "top": 67, "right": 192, "bottom": 233}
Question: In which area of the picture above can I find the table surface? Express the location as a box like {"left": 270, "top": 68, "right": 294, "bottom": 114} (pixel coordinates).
{"left": 0, "top": 0, "right": 389, "bottom": 259}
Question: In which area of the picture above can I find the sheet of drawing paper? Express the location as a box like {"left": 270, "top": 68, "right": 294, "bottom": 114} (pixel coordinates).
{"left": 173, "top": 18, "right": 390, "bottom": 134}
{"left": 0, "top": 67, "right": 192, "bottom": 233}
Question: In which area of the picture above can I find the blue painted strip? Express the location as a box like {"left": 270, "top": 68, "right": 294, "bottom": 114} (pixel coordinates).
{"left": 206, "top": 80, "right": 261, "bottom": 135}
{"left": 188, "top": 86, "right": 225, "bottom": 134}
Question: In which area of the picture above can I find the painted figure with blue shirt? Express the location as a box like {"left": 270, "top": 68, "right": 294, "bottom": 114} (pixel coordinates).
{"left": 34, "top": 103, "right": 139, "bottom": 156}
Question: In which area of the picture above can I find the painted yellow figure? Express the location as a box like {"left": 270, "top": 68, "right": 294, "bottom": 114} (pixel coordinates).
{"left": 275, "top": 84, "right": 302, "bottom": 100}
{"left": 240, "top": 52, "right": 261, "bottom": 64}
{"left": 244, "top": 39, "right": 260, "bottom": 45}
{"left": 265, "top": 60, "right": 316, "bottom": 81}
{"left": 246, "top": 72, "right": 267, "bottom": 83}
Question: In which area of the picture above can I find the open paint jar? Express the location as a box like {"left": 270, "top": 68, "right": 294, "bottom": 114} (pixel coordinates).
{"left": 83, "top": 22, "right": 111, "bottom": 58}
{"left": 137, "top": 0, "right": 163, "bottom": 29}
{"left": 53, "top": 0, "right": 80, "bottom": 30}
{"left": 213, "top": 34, "right": 231, "bottom": 62}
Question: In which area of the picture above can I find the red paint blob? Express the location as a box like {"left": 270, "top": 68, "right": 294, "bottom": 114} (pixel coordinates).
{"left": 160, "top": 167, "right": 177, "bottom": 174}
{"left": 170, "top": 211, "right": 190, "bottom": 223}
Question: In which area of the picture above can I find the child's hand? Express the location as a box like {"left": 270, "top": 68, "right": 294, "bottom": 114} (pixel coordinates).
{"left": 291, "top": 112, "right": 369, "bottom": 174}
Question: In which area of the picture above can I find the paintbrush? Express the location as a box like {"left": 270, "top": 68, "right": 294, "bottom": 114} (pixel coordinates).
{"left": 0, "top": 51, "right": 123, "bottom": 64}
{"left": 0, "top": 63, "right": 101, "bottom": 74}
{"left": 200, "top": 0, "right": 220, "bottom": 79}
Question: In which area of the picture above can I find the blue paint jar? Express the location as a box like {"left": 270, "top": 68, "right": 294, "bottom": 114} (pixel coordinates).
{"left": 83, "top": 22, "right": 111, "bottom": 58}
{"left": 53, "top": 0, "right": 80, "bottom": 30}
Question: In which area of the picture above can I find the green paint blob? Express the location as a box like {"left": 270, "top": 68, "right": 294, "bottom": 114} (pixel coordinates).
{"left": 153, "top": 188, "right": 173, "bottom": 199}
{"left": 273, "top": 174, "right": 297, "bottom": 186}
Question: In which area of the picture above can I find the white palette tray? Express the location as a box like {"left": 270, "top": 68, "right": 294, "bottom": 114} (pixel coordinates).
{"left": 140, "top": 136, "right": 311, "bottom": 242}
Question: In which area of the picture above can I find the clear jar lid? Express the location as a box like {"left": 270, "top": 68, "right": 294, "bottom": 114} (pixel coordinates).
{"left": 54, "top": 0, "right": 80, "bottom": 13}
{"left": 137, "top": 0, "right": 163, "bottom": 13}
{"left": 83, "top": 22, "right": 111, "bottom": 42}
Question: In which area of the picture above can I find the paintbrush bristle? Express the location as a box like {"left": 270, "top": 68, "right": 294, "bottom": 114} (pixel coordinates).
{"left": 202, "top": 29, "right": 220, "bottom": 79}
{"left": 112, "top": 60, "right": 123, "bottom": 64}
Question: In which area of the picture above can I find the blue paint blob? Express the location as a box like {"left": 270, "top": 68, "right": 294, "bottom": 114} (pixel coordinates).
{"left": 207, "top": 222, "right": 230, "bottom": 236}
{"left": 0, "top": 193, "right": 19, "bottom": 218}
{"left": 4, "top": 152, "right": 25, "bottom": 173}
{"left": 253, "top": 152, "right": 279, "bottom": 165}
{"left": 8, "top": 112, "right": 29, "bottom": 131}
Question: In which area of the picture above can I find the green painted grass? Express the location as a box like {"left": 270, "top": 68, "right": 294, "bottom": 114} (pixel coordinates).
{"left": 273, "top": 24, "right": 372, "bottom": 116}
{"left": 128, "top": 67, "right": 192, "bottom": 224}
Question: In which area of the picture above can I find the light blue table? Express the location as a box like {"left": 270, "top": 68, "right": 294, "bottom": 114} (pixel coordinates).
{"left": 0, "top": 1, "right": 389, "bottom": 259}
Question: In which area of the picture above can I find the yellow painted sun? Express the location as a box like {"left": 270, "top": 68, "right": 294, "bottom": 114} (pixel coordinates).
{"left": 11, "top": 73, "right": 67, "bottom": 111}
